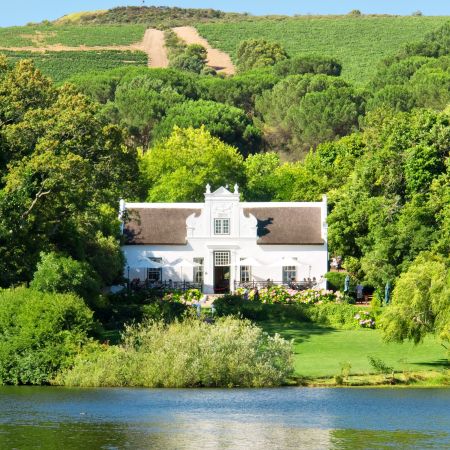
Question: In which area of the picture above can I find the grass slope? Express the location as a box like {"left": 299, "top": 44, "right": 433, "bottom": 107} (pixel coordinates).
{"left": 197, "top": 16, "right": 450, "bottom": 85}
{"left": 261, "top": 320, "right": 448, "bottom": 378}
{"left": 2, "top": 50, "right": 147, "bottom": 83}
{"left": 0, "top": 24, "right": 146, "bottom": 47}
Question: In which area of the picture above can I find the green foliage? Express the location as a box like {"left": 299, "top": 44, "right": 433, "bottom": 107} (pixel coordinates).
{"left": 197, "top": 67, "right": 280, "bottom": 113}
{"left": 325, "top": 272, "right": 351, "bottom": 292}
{"left": 198, "top": 16, "right": 449, "bottom": 85}
{"left": 396, "top": 21, "right": 450, "bottom": 60}
{"left": 244, "top": 152, "right": 281, "bottom": 200}
{"left": 1, "top": 50, "right": 147, "bottom": 83}
{"left": 237, "top": 39, "right": 288, "bottom": 72}
{"left": 152, "top": 99, "right": 261, "bottom": 154}
{"left": 274, "top": 55, "right": 342, "bottom": 77}
{"left": 57, "top": 316, "right": 294, "bottom": 387}
{"left": 328, "top": 108, "right": 449, "bottom": 287}
{"left": 381, "top": 252, "right": 450, "bottom": 344}
{"left": 30, "top": 252, "right": 100, "bottom": 301}
{"left": 114, "top": 75, "right": 185, "bottom": 146}
{"left": 94, "top": 290, "right": 188, "bottom": 332}
{"left": 214, "top": 295, "right": 361, "bottom": 329}
{"left": 139, "top": 126, "right": 245, "bottom": 202}
{"left": 171, "top": 44, "right": 208, "bottom": 74}
{"left": 0, "top": 58, "right": 137, "bottom": 288}
{"left": 367, "top": 356, "right": 393, "bottom": 375}
{"left": 255, "top": 74, "right": 364, "bottom": 157}
{"left": 0, "top": 287, "right": 93, "bottom": 385}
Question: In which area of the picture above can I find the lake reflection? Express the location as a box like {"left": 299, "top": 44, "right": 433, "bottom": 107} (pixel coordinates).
{"left": 0, "top": 387, "right": 449, "bottom": 449}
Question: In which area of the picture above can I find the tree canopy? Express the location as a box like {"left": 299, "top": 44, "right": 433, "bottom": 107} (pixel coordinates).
{"left": 139, "top": 126, "right": 245, "bottom": 202}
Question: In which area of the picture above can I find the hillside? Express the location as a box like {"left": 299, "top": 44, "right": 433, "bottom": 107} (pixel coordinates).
{"left": 197, "top": 16, "right": 450, "bottom": 85}
{"left": 55, "top": 6, "right": 245, "bottom": 27}
{"left": 0, "top": 8, "right": 449, "bottom": 84}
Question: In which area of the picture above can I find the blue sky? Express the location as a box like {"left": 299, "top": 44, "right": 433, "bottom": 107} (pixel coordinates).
{"left": 1, "top": 1, "right": 449, "bottom": 27}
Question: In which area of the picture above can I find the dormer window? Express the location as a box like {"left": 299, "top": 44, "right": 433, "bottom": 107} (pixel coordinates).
{"left": 214, "top": 218, "right": 230, "bottom": 235}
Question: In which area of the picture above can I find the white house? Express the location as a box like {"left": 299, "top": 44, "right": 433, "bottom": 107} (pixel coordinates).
{"left": 120, "top": 185, "right": 328, "bottom": 294}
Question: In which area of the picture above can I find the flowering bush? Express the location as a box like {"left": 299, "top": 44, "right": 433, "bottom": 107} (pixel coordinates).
{"left": 162, "top": 289, "right": 202, "bottom": 304}
{"left": 292, "top": 289, "right": 344, "bottom": 305}
{"left": 354, "top": 310, "right": 376, "bottom": 328}
{"left": 236, "top": 286, "right": 345, "bottom": 305}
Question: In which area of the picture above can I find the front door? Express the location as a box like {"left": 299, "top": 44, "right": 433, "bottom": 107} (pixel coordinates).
{"left": 213, "top": 251, "right": 231, "bottom": 294}
{"left": 214, "top": 266, "right": 230, "bottom": 293}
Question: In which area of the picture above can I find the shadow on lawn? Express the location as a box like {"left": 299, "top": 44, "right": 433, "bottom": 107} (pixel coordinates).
{"left": 413, "top": 359, "right": 450, "bottom": 368}
{"left": 259, "top": 320, "right": 337, "bottom": 345}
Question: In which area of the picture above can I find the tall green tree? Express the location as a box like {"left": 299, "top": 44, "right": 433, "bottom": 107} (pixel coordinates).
{"left": 152, "top": 99, "right": 261, "bottom": 154}
{"left": 236, "top": 39, "right": 288, "bottom": 73}
{"left": 381, "top": 252, "right": 450, "bottom": 345}
{"left": 0, "top": 59, "right": 137, "bottom": 287}
{"left": 140, "top": 126, "right": 245, "bottom": 202}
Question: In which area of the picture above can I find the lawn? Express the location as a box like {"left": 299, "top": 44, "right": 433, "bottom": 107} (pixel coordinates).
{"left": 0, "top": 24, "right": 146, "bottom": 47}
{"left": 260, "top": 320, "right": 448, "bottom": 378}
{"left": 197, "top": 16, "right": 450, "bottom": 85}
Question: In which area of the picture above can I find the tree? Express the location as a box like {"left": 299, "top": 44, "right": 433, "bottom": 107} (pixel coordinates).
{"left": 255, "top": 74, "right": 363, "bottom": 157}
{"left": 236, "top": 39, "right": 288, "bottom": 72}
{"left": 114, "top": 76, "right": 185, "bottom": 147}
{"left": 139, "top": 126, "right": 245, "bottom": 202}
{"left": 30, "top": 252, "right": 100, "bottom": 302}
{"left": 327, "top": 108, "right": 449, "bottom": 287}
{"left": 152, "top": 99, "right": 261, "bottom": 154}
{"left": 274, "top": 55, "right": 341, "bottom": 77}
{"left": 172, "top": 44, "right": 208, "bottom": 74}
{"left": 381, "top": 253, "right": 450, "bottom": 344}
{"left": 198, "top": 67, "right": 280, "bottom": 113}
{"left": 244, "top": 152, "right": 281, "bottom": 200}
{"left": 0, "top": 59, "right": 137, "bottom": 288}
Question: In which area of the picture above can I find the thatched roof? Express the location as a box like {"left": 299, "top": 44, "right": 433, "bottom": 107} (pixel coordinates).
{"left": 123, "top": 205, "right": 323, "bottom": 246}
{"left": 244, "top": 207, "right": 323, "bottom": 245}
{"left": 124, "top": 208, "right": 200, "bottom": 245}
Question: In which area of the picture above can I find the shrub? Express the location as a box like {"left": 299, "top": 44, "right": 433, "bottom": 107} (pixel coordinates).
{"left": 58, "top": 317, "right": 294, "bottom": 387}
{"left": 325, "top": 272, "right": 349, "bottom": 291}
{"left": 0, "top": 287, "right": 93, "bottom": 385}
{"left": 94, "top": 290, "right": 189, "bottom": 330}
{"left": 30, "top": 251, "right": 100, "bottom": 302}
{"left": 214, "top": 295, "right": 362, "bottom": 329}
{"left": 305, "top": 303, "right": 363, "bottom": 329}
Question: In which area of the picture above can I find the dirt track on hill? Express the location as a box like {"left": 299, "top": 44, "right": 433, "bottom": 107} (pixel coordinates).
{"left": 172, "top": 26, "right": 235, "bottom": 75}
{"left": 0, "top": 28, "right": 169, "bottom": 69}
{"left": 0, "top": 27, "right": 233, "bottom": 73}
{"left": 141, "top": 28, "right": 168, "bottom": 68}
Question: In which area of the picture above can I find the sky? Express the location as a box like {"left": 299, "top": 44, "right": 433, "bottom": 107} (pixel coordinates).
{"left": 1, "top": 1, "right": 450, "bottom": 27}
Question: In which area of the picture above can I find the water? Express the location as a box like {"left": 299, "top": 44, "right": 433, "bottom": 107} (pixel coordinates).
{"left": 0, "top": 387, "right": 449, "bottom": 449}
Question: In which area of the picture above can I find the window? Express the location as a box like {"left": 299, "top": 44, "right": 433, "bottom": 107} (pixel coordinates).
{"left": 282, "top": 266, "right": 296, "bottom": 283}
{"left": 214, "top": 251, "right": 230, "bottom": 267}
{"left": 147, "top": 257, "right": 162, "bottom": 282}
{"left": 240, "top": 264, "right": 251, "bottom": 283}
{"left": 214, "top": 218, "right": 230, "bottom": 235}
{"left": 193, "top": 257, "right": 204, "bottom": 284}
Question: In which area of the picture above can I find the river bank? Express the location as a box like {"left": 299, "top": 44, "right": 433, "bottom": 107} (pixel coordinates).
{"left": 296, "top": 370, "right": 450, "bottom": 388}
